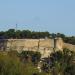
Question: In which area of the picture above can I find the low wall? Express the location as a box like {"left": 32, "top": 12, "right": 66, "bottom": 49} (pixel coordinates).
{"left": 63, "top": 43, "right": 75, "bottom": 51}
{"left": 0, "top": 38, "right": 66, "bottom": 58}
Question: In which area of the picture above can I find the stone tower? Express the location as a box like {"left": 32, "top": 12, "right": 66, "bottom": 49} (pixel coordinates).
{"left": 55, "top": 37, "right": 64, "bottom": 51}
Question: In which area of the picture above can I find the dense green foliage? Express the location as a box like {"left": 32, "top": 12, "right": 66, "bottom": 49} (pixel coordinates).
{"left": 0, "top": 52, "right": 25, "bottom": 75}
{"left": 19, "top": 51, "right": 41, "bottom": 64}
{"left": 41, "top": 48, "right": 75, "bottom": 75}
{"left": 0, "top": 49, "right": 75, "bottom": 75}
{"left": 0, "top": 29, "right": 50, "bottom": 39}
{"left": 0, "top": 29, "right": 75, "bottom": 45}
{"left": 0, "top": 51, "right": 47, "bottom": 75}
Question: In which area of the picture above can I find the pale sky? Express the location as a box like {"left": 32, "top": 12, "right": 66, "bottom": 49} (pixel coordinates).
{"left": 0, "top": 0, "right": 75, "bottom": 35}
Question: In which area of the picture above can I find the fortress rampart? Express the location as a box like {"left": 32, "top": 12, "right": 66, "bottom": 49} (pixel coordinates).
{"left": 0, "top": 38, "right": 75, "bottom": 58}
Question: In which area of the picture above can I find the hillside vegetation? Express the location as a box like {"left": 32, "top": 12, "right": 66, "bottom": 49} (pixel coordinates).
{"left": 0, "top": 51, "right": 47, "bottom": 75}
{"left": 0, "top": 29, "right": 75, "bottom": 45}
{"left": 0, "top": 48, "right": 75, "bottom": 75}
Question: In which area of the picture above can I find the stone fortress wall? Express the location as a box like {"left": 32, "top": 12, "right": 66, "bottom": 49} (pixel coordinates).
{"left": 63, "top": 43, "right": 75, "bottom": 51}
{"left": 0, "top": 38, "right": 75, "bottom": 58}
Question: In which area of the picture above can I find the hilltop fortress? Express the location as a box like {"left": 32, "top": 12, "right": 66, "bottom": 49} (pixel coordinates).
{"left": 0, "top": 38, "right": 75, "bottom": 58}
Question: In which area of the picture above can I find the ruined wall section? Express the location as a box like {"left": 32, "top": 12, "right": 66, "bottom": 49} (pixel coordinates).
{"left": 56, "top": 38, "right": 64, "bottom": 51}
{"left": 38, "top": 39, "right": 54, "bottom": 58}
{"left": 6, "top": 39, "right": 39, "bottom": 52}
{"left": 63, "top": 43, "right": 75, "bottom": 51}
{"left": 0, "top": 38, "right": 64, "bottom": 58}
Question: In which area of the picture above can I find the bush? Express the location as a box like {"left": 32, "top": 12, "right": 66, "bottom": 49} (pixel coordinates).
{"left": 0, "top": 52, "right": 41, "bottom": 75}
{"left": 0, "top": 53, "right": 25, "bottom": 75}
{"left": 19, "top": 51, "right": 41, "bottom": 64}
{"left": 41, "top": 49, "right": 75, "bottom": 75}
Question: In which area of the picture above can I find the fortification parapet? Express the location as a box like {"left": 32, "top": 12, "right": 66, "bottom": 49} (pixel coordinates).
{"left": 0, "top": 38, "right": 64, "bottom": 58}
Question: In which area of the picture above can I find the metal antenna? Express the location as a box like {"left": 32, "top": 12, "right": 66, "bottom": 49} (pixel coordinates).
{"left": 15, "top": 24, "right": 18, "bottom": 39}
{"left": 16, "top": 24, "right": 18, "bottom": 32}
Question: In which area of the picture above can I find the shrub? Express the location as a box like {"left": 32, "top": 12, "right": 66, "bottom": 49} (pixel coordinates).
{"left": 0, "top": 52, "right": 40, "bottom": 75}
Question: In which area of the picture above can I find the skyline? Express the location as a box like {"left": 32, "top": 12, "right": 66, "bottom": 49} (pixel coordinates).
{"left": 0, "top": 0, "right": 75, "bottom": 36}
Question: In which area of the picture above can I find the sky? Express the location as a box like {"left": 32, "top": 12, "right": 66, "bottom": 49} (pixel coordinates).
{"left": 0, "top": 0, "right": 75, "bottom": 36}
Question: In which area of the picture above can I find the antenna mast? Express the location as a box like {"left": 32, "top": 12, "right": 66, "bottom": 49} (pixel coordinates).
{"left": 16, "top": 24, "right": 18, "bottom": 32}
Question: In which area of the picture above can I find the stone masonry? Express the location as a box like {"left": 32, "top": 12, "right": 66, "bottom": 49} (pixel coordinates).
{"left": 0, "top": 38, "right": 74, "bottom": 58}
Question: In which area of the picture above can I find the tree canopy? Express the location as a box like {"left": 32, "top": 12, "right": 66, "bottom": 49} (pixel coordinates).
{"left": 0, "top": 29, "right": 75, "bottom": 45}
{"left": 0, "top": 29, "right": 50, "bottom": 39}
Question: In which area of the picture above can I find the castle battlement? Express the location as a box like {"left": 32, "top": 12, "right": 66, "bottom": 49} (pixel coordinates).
{"left": 0, "top": 38, "right": 64, "bottom": 58}
{"left": 0, "top": 38, "right": 75, "bottom": 58}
